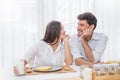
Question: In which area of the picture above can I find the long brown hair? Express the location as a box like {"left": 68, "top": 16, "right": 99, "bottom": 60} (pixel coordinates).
{"left": 43, "top": 20, "right": 61, "bottom": 45}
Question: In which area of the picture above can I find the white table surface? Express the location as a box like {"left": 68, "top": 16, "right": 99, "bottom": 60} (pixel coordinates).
{"left": 0, "top": 65, "right": 81, "bottom": 80}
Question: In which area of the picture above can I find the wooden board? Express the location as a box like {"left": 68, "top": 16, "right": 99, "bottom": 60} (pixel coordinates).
{"left": 94, "top": 75, "right": 120, "bottom": 80}
{"left": 25, "top": 65, "right": 76, "bottom": 76}
{"left": 92, "top": 70, "right": 120, "bottom": 80}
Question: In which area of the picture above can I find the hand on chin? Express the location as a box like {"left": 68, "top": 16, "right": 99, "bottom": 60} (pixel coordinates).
{"left": 61, "top": 35, "right": 69, "bottom": 41}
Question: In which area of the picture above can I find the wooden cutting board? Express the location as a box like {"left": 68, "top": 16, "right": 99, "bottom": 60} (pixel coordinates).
{"left": 25, "top": 65, "right": 76, "bottom": 76}
{"left": 94, "top": 75, "right": 120, "bottom": 80}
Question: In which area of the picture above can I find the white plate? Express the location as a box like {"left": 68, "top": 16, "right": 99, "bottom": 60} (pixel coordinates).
{"left": 32, "top": 66, "right": 62, "bottom": 72}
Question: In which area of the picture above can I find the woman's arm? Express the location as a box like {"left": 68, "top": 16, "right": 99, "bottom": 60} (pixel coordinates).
{"left": 13, "top": 42, "right": 40, "bottom": 76}
{"left": 24, "top": 41, "right": 40, "bottom": 66}
{"left": 63, "top": 36, "right": 73, "bottom": 65}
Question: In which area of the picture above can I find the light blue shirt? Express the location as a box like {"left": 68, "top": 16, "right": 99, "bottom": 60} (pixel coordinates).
{"left": 69, "top": 32, "right": 108, "bottom": 63}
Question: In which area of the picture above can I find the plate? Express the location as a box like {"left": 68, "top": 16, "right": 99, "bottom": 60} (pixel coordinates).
{"left": 32, "top": 66, "right": 62, "bottom": 72}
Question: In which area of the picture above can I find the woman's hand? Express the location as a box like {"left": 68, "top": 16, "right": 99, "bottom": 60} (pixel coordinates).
{"left": 63, "top": 34, "right": 69, "bottom": 42}
{"left": 13, "top": 60, "right": 28, "bottom": 76}
{"left": 13, "top": 66, "right": 20, "bottom": 76}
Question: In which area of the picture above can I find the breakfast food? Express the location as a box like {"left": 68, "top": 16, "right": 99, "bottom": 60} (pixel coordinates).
{"left": 34, "top": 66, "right": 52, "bottom": 71}
{"left": 25, "top": 64, "right": 32, "bottom": 73}
{"left": 64, "top": 67, "right": 70, "bottom": 71}
{"left": 92, "top": 64, "right": 120, "bottom": 80}
{"left": 105, "top": 60, "right": 120, "bottom": 64}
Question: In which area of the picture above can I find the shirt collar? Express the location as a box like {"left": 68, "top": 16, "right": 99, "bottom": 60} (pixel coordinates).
{"left": 78, "top": 32, "right": 100, "bottom": 41}
{"left": 91, "top": 32, "right": 100, "bottom": 40}
{"left": 43, "top": 40, "right": 64, "bottom": 49}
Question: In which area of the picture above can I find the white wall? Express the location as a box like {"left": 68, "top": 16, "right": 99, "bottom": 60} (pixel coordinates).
{"left": 94, "top": 0, "right": 120, "bottom": 61}
{"left": 0, "top": 0, "right": 38, "bottom": 69}
{"left": 0, "top": 0, "right": 120, "bottom": 70}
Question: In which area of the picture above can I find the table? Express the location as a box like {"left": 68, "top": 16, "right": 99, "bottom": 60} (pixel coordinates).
{"left": 0, "top": 65, "right": 82, "bottom": 80}
{"left": 50, "top": 77, "right": 82, "bottom": 80}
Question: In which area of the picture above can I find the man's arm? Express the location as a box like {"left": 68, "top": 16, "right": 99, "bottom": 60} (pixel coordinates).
{"left": 81, "top": 26, "right": 95, "bottom": 63}
{"left": 81, "top": 39, "right": 95, "bottom": 63}
{"left": 75, "top": 58, "right": 93, "bottom": 68}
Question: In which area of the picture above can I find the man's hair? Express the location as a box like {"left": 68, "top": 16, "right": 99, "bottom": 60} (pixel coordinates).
{"left": 43, "top": 20, "right": 61, "bottom": 45}
{"left": 77, "top": 12, "right": 97, "bottom": 30}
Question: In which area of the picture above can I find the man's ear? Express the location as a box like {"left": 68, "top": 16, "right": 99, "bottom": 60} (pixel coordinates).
{"left": 90, "top": 25, "right": 94, "bottom": 30}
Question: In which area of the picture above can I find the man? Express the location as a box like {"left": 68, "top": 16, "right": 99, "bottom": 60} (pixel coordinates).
{"left": 69, "top": 12, "right": 108, "bottom": 67}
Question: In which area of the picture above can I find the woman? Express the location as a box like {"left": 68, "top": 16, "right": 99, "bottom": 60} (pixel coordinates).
{"left": 14, "top": 20, "right": 73, "bottom": 75}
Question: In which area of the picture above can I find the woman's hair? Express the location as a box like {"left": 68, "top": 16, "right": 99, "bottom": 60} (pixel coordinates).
{"left": 43, "top": 20, "right": 61, "bottom": 45}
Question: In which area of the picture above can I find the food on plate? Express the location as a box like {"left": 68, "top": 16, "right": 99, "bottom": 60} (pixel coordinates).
{"left": 25, "top": 64, "right": 32, "bottom": 73}
{"left": 34, "top": 66, "right": 52, "bottom": 71}
{"left": 105, "top": 60, "right": 120, "bottom": 64}
{"left": 63, "top": 66, "right": 70, "bottom": 71}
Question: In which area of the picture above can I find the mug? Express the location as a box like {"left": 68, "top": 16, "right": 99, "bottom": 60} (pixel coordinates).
{"left": 82, "top": 68, "right": 92, "bottom": 80}
{"left": 16, "top": 63, "right": 24, "bottom": 75}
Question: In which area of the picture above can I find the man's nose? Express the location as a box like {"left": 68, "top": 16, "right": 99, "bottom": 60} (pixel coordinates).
{"left": 77, "top": 26, "right": 81, "bottom": 30}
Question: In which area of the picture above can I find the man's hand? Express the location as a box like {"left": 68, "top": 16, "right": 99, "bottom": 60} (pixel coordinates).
{"left": 75, "top": 58, "right": 93, "bottom": 68}
{"left": 81, "top": 26, "right": 94, "bottom": 42}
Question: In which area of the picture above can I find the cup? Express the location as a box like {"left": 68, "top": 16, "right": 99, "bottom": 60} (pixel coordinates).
{"left": 16, "top": 63, "right": 24, "bottom": 75}
{"left": 82, "top": 68, "right": 92, "bottom": 80}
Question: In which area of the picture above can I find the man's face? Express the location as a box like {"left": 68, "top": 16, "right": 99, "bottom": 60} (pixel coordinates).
{"left": 77, "top": 20, "right": 90, "bottom": 36}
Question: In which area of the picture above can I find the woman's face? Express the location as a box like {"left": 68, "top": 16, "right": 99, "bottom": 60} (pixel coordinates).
{"left": 60, "top": 26, "right": 66, "bottom": 40}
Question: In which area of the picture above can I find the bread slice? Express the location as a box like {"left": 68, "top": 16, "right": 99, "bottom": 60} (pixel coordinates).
{"left": 34, "top": 66, "right": 52, "bottom": 71}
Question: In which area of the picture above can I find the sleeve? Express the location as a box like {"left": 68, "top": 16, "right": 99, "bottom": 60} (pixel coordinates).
{"left": 93, "top": 34, "right": 108, "bottom": 63}
{"left": 23, "top": 41, "right": 40, "bottom": 66}
{"left": 69, "top": 35, "right": 85, "bottom": 60}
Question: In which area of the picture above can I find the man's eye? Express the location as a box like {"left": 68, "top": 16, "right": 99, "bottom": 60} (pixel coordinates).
{"left": 80, "top": 24, "right": 84, "bottom": 27}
